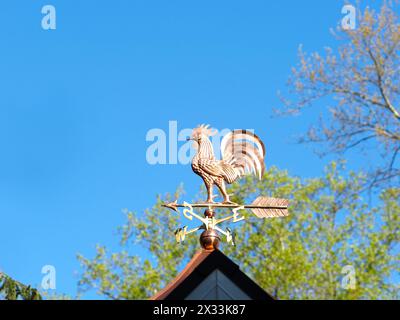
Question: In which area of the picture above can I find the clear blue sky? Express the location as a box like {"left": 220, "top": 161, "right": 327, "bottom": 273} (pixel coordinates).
{"left": 0, "top": 0, "right": 383, "bottom": 298}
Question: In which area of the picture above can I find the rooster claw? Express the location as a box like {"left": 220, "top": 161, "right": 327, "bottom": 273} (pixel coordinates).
{"left": 222, "top": 200, "right": 238, "bottom": 205}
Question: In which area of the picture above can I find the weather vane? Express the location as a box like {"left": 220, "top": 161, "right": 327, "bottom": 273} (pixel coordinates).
{"left": 163, "top": 124, "right": 289, "bottom": 250}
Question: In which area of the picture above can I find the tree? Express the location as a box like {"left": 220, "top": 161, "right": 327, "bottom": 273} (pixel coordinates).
{"left": 279, "top": 1, "right": 400, "bottom": 188}
{"left": 0, "top": 272, "right": 42, "bottom": 300}
{"left": 77, "top": 163, "right": 399, "bottom": 300}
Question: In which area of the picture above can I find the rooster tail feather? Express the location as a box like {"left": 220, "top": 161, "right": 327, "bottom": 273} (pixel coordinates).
{"left": 221, "top": 130, "right": 266, "bottom": 180}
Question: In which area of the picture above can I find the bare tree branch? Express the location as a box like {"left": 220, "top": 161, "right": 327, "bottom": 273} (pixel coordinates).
{"left": 280, "top": 1, "right": 400, "bottom": 188}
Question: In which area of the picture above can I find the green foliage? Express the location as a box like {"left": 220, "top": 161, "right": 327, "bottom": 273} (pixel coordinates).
{"left": 78, "top": 186, "right": 197, "bottom": 300}
{"left": 78, "top": 162, "right": 399, "bottom": 300}
{"left": 0, "top": 273, "right": 42, "bottom": 300}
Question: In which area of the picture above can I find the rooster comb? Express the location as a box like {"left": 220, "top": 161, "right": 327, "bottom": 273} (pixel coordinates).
{"left": 192, "top": 124, "right": 217, "bottom": 137}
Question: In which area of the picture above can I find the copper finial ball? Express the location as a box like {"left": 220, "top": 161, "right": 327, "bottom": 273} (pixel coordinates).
{"left": 204, "top": 208, "right": 214, "bottom": 218}
{"left": 200, "top": 229, "right": 220, "bottom": 250}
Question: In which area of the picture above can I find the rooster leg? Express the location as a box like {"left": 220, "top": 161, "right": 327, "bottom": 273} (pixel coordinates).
{"left": 205, "top": 180, "right": 216, "bottom": 203}
{"left": 216, "top": 179, "right": 236, "bottom": 204}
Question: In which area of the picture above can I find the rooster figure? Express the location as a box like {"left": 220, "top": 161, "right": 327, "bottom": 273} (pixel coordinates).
{"left": 188, "top": 124, "right": 266, "bottom": 204}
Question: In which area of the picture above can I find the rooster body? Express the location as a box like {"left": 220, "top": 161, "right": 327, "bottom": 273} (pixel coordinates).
{"left": 189, "top": 125, "right": 265, "bottom": 204}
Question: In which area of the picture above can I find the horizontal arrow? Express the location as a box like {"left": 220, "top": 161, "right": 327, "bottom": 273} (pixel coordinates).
{"left": 162, "top": 197, "right": 289, "bottom": 218}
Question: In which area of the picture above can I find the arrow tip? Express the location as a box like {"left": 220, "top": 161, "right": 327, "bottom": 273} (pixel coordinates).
{"left": 163, "top": 200, "right": 179, "bottom": 212}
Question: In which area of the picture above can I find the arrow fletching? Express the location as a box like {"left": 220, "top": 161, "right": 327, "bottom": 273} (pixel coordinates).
{"left": 251, "top": 196, "right": 289, "bottom": 218}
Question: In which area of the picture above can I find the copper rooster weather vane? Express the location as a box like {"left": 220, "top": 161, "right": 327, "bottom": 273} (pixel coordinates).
{"left": 162, "top": 125, "right": 289, "bottom": 250}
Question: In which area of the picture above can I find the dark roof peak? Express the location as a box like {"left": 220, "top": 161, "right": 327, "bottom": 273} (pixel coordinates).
{"left": 151, "top": 249, "right": 273, "bottom": 300}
